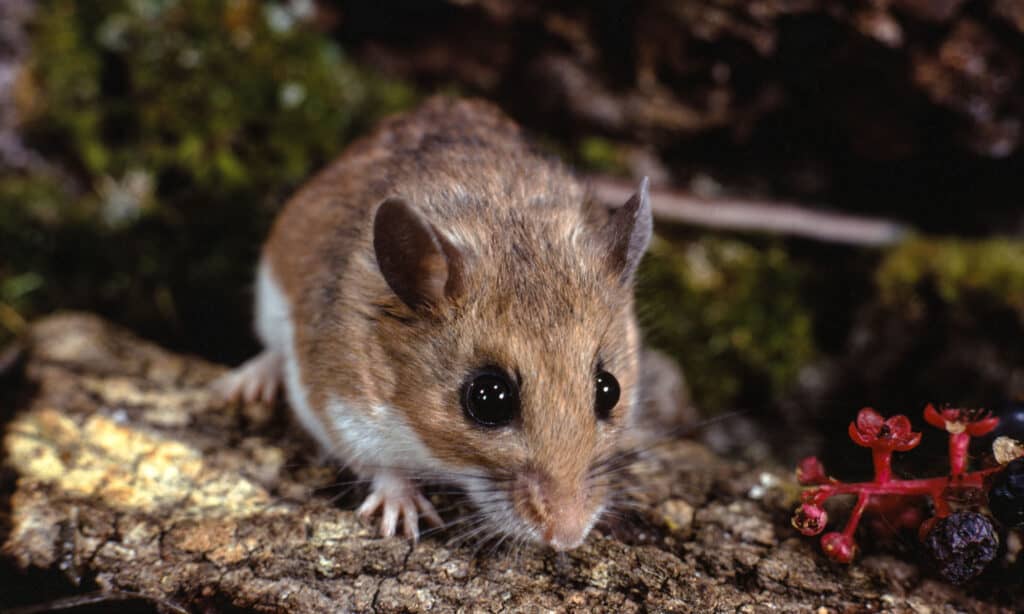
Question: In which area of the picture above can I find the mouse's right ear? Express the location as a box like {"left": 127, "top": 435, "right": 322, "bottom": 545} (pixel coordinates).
{"left": 373, "top": 198, "right": 465, "bottom": 312}
{"left": 602, "top": 176, "right": 653, "bottom": 284}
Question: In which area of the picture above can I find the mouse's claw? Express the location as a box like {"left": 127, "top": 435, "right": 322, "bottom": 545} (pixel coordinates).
{"left": 358, "top": 472, "right": 442, "bottom": 541}
{"left": 211, "top": 350, "right": 283, "bottom": 404}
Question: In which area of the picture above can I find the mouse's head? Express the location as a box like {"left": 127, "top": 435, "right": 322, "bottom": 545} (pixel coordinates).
{"left": 370, "top": 178, "right": 652, "bottom": 550}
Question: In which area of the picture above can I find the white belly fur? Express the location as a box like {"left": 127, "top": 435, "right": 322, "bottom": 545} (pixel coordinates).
{"left": 255, "top": 259, "right": 335, "bottom": 453}
{"left": 255, "top": 259, "right": 444, "bottom": 475}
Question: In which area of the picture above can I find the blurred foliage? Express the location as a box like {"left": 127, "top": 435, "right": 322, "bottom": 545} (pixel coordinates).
{"left": 2, "top": 1, "right": 1020, "bottom": 416}
{"left": 637, "top": 236, "right": 816, "bottom": 412}
{"left": 577, "top": 136, "right": 628, "bottom": 175}
{"left": 877, "top": 237, "right": 1024, "bottom": 321}
{"left": 0, "top": 0, "right": 416, "bottom": 355}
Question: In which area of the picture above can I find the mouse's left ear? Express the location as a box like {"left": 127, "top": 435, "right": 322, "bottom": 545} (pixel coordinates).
{"left": 373, "top": 198, "right": 465, "bottom": 312}
{"left": 602, "top": 176, "right": 653, "bottom": 284}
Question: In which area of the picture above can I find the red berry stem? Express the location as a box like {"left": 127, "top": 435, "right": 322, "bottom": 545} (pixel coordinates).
{"left": 872, "top": 447, "right": 893, "bottom": 483}
{"left": 843, "top": 492, "right": 870, "bottom": 539}
{"left": 802, "top": 466, "right": 1003, "bottom": 506}
{"left": 948, "top": 431, "right": 970, "bottom": 476}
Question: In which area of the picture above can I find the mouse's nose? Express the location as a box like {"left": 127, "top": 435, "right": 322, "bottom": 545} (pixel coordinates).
{"left": 516, "top": 472, "right": 594, "bottom": 550}
{"left": 542, "top": 508, "right": 590, "bottom": 551}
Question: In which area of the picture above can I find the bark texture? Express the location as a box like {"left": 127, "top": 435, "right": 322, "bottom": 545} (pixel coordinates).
{"left": 0, "top": 314, "right": 1017, "bottom": 612}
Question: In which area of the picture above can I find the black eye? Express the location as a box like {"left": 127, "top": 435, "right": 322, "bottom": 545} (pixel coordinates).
{"left": 462, "top": 369, "right": 519, "bottom": 427}
{"left": 595, "top": 370, "right": 620, "bottom": 420}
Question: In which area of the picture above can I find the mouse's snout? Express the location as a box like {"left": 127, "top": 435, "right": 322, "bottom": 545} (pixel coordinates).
{"left": 515, "top": 470, "right": 596, "bottom": 551}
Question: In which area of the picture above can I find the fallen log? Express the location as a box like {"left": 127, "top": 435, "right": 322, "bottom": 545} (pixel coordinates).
{"left": 0, "top": 314, "right": 1014, "bottom": 612}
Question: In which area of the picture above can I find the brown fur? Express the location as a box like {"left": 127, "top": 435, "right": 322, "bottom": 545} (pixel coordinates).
{"left": 264, "top": 97, "right": 645, "bottom": 543}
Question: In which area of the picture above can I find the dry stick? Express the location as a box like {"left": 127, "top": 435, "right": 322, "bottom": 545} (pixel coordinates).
{"left": 590, "top": 177, "right": 912, "bottom": 247}
{"left": 4, "top": 591, "right": 190, "bottom": 614}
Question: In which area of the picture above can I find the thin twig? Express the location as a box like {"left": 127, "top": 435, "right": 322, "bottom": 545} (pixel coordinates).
{"left": 591, "top": 176, "right": 911, "bottom": 247}
{"left": 4, "top": 591, "right": 189, "bottom": 614}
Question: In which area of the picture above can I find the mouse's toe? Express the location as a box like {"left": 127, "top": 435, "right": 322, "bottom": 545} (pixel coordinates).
{"left": 211, "top": 349, "right": 283, "bottom": 403}
{"left": 357, "top": 472, "right": 442, "bottom": 541}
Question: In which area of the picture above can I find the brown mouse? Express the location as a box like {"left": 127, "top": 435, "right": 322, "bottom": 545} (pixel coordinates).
{"left": 216, "top": 97, "right": 652, "bottom": 550}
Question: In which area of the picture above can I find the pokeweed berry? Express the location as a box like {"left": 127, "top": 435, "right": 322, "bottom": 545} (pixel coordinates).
{"left": 848, "top": 408, "right": 921, "bottom": 451}
{"left": 796, "top": 456, "right": 829, "bottom": 486}
{"left": 988, "top": 457, "right": 1024, "bottom": 528}
{"left": 792, "top": 503, "right": 827, "bottom": 536}
{"left": 794, "top": 405, "right": 1022, "bottom": 583}
{"left": 820, "top": 532, "right": 856, "bottom": 564}
{"left": 923, "top": 511, "right": 999, "bottom": 584}
{"left": 924, "top": 405, "right": 999, "bottom": 437}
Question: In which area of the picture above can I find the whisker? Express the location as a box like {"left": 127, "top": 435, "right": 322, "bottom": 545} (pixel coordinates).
{"left": 447, "top": 519, "right": 495, "bottom": 549}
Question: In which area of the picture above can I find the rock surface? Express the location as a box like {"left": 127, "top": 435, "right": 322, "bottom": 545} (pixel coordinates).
{"left": 0, "top": 313, "right": 1017, "bottom": 612}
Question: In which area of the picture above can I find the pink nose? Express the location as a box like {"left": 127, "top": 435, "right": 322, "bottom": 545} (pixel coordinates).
{"left": 517, "top": 471, "right": 594, "bottom": 550}
{"left": 540, "top": 499, "right": 592, "bottom": 550}
{"left": 543, "top": 516, "right": 589, "bottom": 551}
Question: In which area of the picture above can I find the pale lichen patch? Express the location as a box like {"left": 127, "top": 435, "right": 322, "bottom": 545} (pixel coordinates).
{"left": 7, "top": 408, "right": 271, "bottom": 517}
{"left": 82, "top": 375, "right": 208, "bottom": 409}
{"left": 81, "top": 414, "right": 157, "bottom": 464}
{"left": 57, "top": 465, "right": 108, "bottom": 497}
{"left": 7, "top": 430, "right": 67, "bottom": 482}
{"left": 310, "top": 516, "right": 368, "bottom": 543}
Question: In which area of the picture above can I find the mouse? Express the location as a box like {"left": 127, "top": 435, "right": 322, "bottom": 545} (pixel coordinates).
{"left": 215, "top": 96, "right": 652, "bottom": 550}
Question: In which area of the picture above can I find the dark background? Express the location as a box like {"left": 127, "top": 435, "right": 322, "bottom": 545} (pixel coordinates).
{"left": 1, "top": 0, "right": 1023, "bottom": 464}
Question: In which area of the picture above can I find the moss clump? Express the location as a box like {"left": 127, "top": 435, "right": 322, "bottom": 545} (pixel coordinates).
{"left": 23, "top": 0, "right": 415, "bottom": 197}
{"left": 0, "top": 0, "right": 416, "bottom": 353}
{"left": 877, "top": 237, "right": 1024, "bottom": 321}
{"left": 636, "top": 236, "right": 816, "bottom": 412}
{"left": 577, "top": 136, "right": 629, "bottom": 174}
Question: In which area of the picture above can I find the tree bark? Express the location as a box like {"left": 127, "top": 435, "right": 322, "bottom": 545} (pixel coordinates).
{"left": 0, "top": 314, "right": 1015, "bottom": 612}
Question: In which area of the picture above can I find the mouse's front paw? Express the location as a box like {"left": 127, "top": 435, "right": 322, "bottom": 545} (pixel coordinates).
{"left": 357, "top": 472, "right": 442, "bottom": 541}
{"left": 211, "top": 350, "right": 283, "bottom": 403}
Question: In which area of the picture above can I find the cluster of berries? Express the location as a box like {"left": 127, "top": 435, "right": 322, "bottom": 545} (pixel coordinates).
{"left": 792, "top": 404, "right": 1024, "bottom": 583}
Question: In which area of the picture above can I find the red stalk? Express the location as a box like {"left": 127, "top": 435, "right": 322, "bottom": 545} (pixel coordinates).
{"left": 948, "top": 432, "right": 970, "bottom": 476}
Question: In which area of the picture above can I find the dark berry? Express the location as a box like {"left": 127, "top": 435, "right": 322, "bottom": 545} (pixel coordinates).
{"left": 989, "top": 457, "right": 1024, "bottom": 528}
{"left": 923, "top": 511, "right": 999, "bottom": 584}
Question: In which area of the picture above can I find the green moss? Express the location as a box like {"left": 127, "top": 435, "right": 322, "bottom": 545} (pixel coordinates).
{"left": 24, "top": 0, "right": 414, "bottom": 198}
{"left": 0, "top": 0, "right": 417, "bottom": 354}
{"left": 877, "top": 237, "right": 1024, "bottom": 319}
{"left": 577, "top": 136, "right": 629, "bottom": 174}
{"left": 636, "top": 236, "right": 816, "bottom": 411}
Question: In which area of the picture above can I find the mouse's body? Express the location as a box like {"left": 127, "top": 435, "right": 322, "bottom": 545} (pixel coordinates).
{"left": 218, "top": 97, "right": 652, "bottom": 550}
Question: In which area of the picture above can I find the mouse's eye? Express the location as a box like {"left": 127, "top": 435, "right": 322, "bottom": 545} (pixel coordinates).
{"left": 462, "top": 369, "right": 519, "bottom": 427}
{"left": 594, "top": 370, "right": 620, "bottom": 420}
